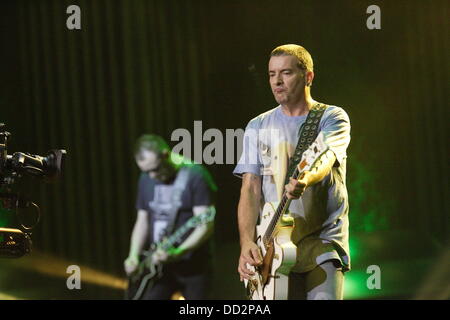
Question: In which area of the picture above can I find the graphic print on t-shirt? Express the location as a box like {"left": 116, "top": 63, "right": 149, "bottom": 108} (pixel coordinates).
{"left": 258, "top": 128, "right": 291, "bottom": 201}
{"left": 149, "top": 184, "right": 175, "bottom": 242}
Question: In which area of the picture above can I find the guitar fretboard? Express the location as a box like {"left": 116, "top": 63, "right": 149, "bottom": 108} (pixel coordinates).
{"left": 262, "top": 165, "right": 302, "bottom": 247}
{"left": 160, "top": 217, "right": 199, "bottom": 251}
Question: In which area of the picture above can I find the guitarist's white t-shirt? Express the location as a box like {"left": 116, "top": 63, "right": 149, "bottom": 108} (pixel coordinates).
{"left": 233, "top": 105, "right": 351, "bottom": 273}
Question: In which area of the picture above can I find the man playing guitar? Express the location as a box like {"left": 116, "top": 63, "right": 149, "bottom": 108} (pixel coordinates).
{"left": 124, "top": 134, "right": 216, "bottom": 299}
{"left": 234, "top": 44, "right": 351, "bottom": 300}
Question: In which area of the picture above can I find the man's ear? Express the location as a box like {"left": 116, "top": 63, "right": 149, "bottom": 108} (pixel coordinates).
{"left": 306, "top": 71, "right": 314, "bottom": 87}
{"left": 161, "top": 149, "right": 170, "bottom": 159}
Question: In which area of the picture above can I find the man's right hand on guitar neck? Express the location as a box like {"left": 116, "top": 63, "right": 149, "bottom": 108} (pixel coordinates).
{"left": 238, "top": 241, "right": 263, "bottom": 281}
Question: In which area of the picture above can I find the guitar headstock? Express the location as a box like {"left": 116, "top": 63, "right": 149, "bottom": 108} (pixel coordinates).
{"left": 297, "top": 132, "right": 329, "bottom": 173}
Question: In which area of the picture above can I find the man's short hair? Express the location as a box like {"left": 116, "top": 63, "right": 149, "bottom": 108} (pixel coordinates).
{"left": 270, "top": 44, "right": 314, "bottom": 73}
{"left": 134, "top": 134, "right": 170, "bottom": 155}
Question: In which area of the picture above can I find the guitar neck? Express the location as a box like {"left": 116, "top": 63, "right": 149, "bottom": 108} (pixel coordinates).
{"left": 263, "top": 166, "right": 303, "bottom": 246}
{"left": 261, "top": 132, "right": 328, "bottom": 247}
{"left": 155, "top": 210, "right": 213, "bottom": 252}
{"left": 158, "top": 221, "right": 193, "bottom": 251}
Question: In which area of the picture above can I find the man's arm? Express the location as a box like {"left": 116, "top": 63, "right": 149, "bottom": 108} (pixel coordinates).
{"left": 237, "top": 173, "right": 263, "bottom": 281}
{"left": 152, "top": 206, "right": 215, "bottom": 264}
{"left": 285, "top": 150, "right": 337, "bottom": 199}
{"left": 302, "top": 149, "right": 337, "bottom": 186}
{"left": 170, "top": 205, "right": 215, "bottom": 257}
{"left": 124, "top": 209, "right": 149, "bottom": 275}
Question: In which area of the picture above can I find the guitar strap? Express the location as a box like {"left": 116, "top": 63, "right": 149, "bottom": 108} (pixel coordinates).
{"left": 163, "top": 166, "right": 190, "bottom": 236}
{"left": 283, "top": 103, "right": 328, "bottom": 186}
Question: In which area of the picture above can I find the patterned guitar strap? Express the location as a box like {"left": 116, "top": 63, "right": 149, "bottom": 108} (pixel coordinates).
{"left": 284, "top": 103, "right": 328, "bottom": 186}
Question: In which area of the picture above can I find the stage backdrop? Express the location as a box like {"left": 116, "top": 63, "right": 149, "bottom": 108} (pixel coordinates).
{"left": 1, "top": 0, "right": 448, "bottom": 298}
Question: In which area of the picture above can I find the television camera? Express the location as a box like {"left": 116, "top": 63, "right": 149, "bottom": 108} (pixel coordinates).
{"left": 0, "top": 123, "right": 66, "bottom": 258}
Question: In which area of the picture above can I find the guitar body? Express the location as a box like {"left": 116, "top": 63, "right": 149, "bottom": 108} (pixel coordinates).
{"left": 126, "top": 251, "right": 163, "bottom": 300}
{"left": 245, "top": 202, "right": 297, "bottom": 300}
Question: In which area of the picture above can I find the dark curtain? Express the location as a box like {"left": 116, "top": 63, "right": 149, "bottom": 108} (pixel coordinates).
{"left": 1, "top": 0, "right": 448, "bottom": 281}
{"left": 14, "top": 0, "right": 212, "bottom": 274}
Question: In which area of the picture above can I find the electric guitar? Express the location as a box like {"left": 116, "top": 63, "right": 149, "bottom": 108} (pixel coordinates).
{"left": 244, "top": 133, "right": 329, "bottom": 300}
{"left": 126, "top": 208, "right": 215, "bottom": 300}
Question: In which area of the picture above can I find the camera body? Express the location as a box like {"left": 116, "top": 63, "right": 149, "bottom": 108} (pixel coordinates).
{"left": 0, "top": 227, "right": 32, "bottom": 258}
{"left": 0, "top": 123, "right": 66, "bottom": 258}
{"left": 0, "top": 125, "right": 66, "bottom": 184}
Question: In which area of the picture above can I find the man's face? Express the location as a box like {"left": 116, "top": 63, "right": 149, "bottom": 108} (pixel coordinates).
{"left": 135, "top": 148, "right": 161, "bottom": 175}
{"left": 268, "top": 55, "right": 307, "bottom": 106}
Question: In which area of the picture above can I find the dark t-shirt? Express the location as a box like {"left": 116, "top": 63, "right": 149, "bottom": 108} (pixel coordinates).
{"left": 135, "top": 163, "right": 216, "bottom": 274}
